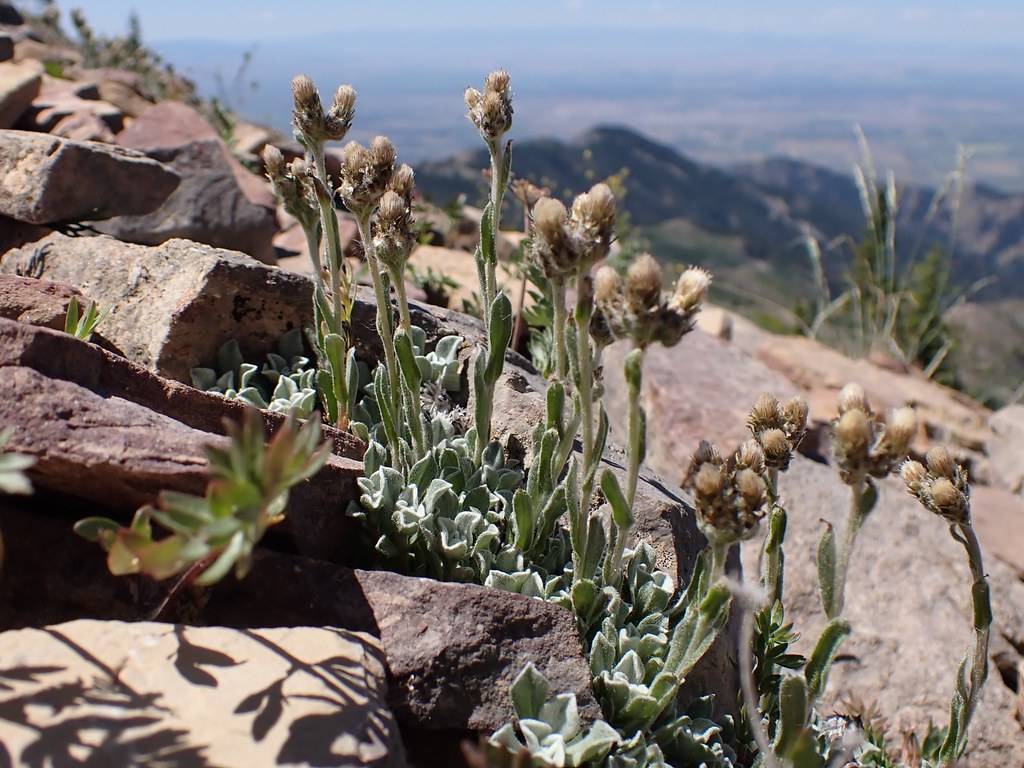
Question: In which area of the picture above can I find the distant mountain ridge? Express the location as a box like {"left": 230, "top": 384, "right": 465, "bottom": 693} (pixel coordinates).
{"left": 414, "top": 125, "right": 1024, "bottom": 303}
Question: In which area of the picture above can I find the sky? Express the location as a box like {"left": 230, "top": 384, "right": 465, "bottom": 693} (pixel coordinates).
{"left": 43, "top": 1, "right": 1024, "bottom": 190}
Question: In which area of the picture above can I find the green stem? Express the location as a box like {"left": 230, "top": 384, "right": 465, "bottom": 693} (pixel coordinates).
{"left": 310, "top": 145, "right": 345, "bottom": 333}
{"left": 551, "top": 277, "right": 568, "bottom": 380}
{"left": 391, "top": 268, "right": 426, "bottom": 457}
{"left": 486, "top": 139, "right": 505, "bottom": 319}
{"left": 831, "top": 478, "right": 866, "bottom": 619}
{"left": 710, "top": 541, "right": 729, "bottom": 585}
{"left": 356, "top": 212, "right": 403, "bottom": 457}
{"left": 574, "top": 272, "right": 597, "bottom": 566}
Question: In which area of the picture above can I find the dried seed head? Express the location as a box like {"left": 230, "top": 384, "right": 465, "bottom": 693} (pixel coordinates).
{"left": 838, "top": 383, "right": 869, "bottom": 415}
{"left": 371, "top": 136, "right": 397, "bottom": 170}
{"left": 289, "top": 157, "right": 309, "bottom": 177}
{"left": 926, "top": 446, "right": 957, "bottom": 479}
{"left": 625, "top": 253, "right": 663, "bottom": 312}
{"left": 929, "top": 477, "right": 968, "bottom": 523}
{"left": 760, "top": 428, "right": 792, "bottom": 469}
{"left": 736, "top": 439, "right": 767, "bottom": 475}
{"left": 373, "top": 189, "right": 413, "bottom": 272}
{"left": 262, "top": 144, "right": 285, "bottom": 180}
{"left": 672, "top": 266, "right": 712, "bottom": 313}
{"left": 377, "top": 190, "right": 406, "bottom": 226}
{"left": 900, "top": 460, "right": 928, "bottom": 494}
{"left": 291, "top": 74, "right": 319, "bottom": 112}
{"left": 464, "top": 87, "right": 481, "bottom": 110}
{"left": 749, "top": 393, "right": 783, "bottom": 434}
{"left": 883, "top": 407, "right": 917, "bottom": 457}
{"left": 337, "top": 138, "right": 397, "bottom": 214}
{"left": 594, "top": 265, "right": 622, "bottom": 304}
{"left": 389, "top": 163, "right": 415, "bottom": 205}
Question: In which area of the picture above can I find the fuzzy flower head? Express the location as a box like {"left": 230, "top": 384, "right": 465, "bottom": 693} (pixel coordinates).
{"left": 900, "top": 446, "right": 971, "bottom": 524}
{"left": 831, "top": 384, "right": 917, "bottom": 485}
{"left": 746, "top": 393, "right": 808, "bottom": 472}
{"left": 685, "top": 440, "right": 768, "bottom": 546}
{"left": 531, "top": 183, "right": 617, "bottom": 282}
{"left": 373, "top": 189, "right": 415, "bottom": 273}
{"left": 465, "top": 69, "right": 513, "bottom": 143}
{"left": 291, "top": 76, "right": 356, "bottom": 148}
{"left": 263, "top": 146, "right": 320, "bottom": 235}
{"left": 593, "top": 255, "right": 711, "bottom": 350}
{"left": 337, "top": 136, "right": 397, "bottom": 215}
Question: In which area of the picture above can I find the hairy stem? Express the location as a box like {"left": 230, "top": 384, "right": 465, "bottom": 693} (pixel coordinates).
{"left": 739, "top": 597, "right": 784, "bottom": 768}
{"left": 830, "top": 478, "right": 866, "bottom": 619}
{"left": 356, "top": 212, "right": 404, "bottom": 456}
{"left": 391, "top": 268, "right": 426, "bottom": 457}
{"left": 551, "top": 277, "right": 568, "bottom": 380}
{"left": 575, "top": 272, "right": 597, "bottom": 545}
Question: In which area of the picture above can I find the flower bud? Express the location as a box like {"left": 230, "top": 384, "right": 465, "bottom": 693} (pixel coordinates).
{"left": 695, "top": 462, "right": 725, "bottom": 497}
{"left": 389, "top": 163, "right": 415, "bottom": 205}
{"left": 736, "top": 468, "right": 767, "bottom": 509}
{"left": 533, "top": 197, "right": 568, "bottom": 244}
{"left": 485, "top": 69, "right": 511, "bottom": 94}
{"left": 625, "top": 253, "right": 663, "bottom": 312}
{"left": 783, "top": 396, "right": 810, "bottom": 435}
{"left": 262, "top": 145, "right": 285, "bottom": 180}
{"left": 291, "top": 74, "right": 327, "bottom": 145}
{"left": 325, "top": 84, "right": 356, "bottom": 141}
{"left": 838, "top": 383, "right": 869, "bottom": 415}
{"left": 929, "top": 477, "right": 968, "bottom": 523}
{"left": 926, "top": 446, "right": 957, "bottom": 480}
{"left": 371, "top": 136, "right": 397, "bottom": 171}
{"left": 466, "top": 71, "right": 513, "bottom": 141}
{"left": 464, "top": 87, "right": 482, "bottom": 110}
{"left": 571, "top": 182, "right": 617, "bottom": 243}
{"left": 692, "top": 440, "right": 722, "bottom": 467}
{"left": 760, "top": 428, "right": 792, "bottom": 469}
{"left": 673, "top": 266, "right": 711, "bottom": 313}
{"left": 594, "top": 265, "right": 622, "bottom": 304}
{"left": 736, "top": 439, "right": 766, "bottom": 475}
{"left": 883, "top": 407, "right": 917, "bottom": 457}
{"left": 900, "top": 460, "right": 928, "bottom": 494}
{"left": 835, "top": 408, "right": 871, "bottom": 453}
{"left": 749, "top": 393, "right": 783, "bottom": 434}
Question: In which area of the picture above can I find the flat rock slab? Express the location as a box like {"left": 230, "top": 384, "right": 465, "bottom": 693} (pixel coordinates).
{"left": 1, "top": 233, "right": 313, "bottom": 383}
{"left": 740, "top": 456, "right": 1024, "bottom": 767}
{"left": 0, "top": 620, "right": 406, "bottom": 767}
{"left": 988, "top": 404, "right": 1024, "bottom": 495}
{"left": 0, "top": 130, "right": 179, "bottom": 225}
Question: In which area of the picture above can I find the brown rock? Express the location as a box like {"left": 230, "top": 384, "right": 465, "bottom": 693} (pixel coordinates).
{"left": 0, "top": 59, "right": 41, "bottom": 128}
{"left": 95, "top": 77, "right": 154, "bottom": 117}
{"left": 969, "top": 484, "right": 1024, "bottom": 578}
{"left": 0, "top": 362, "right": 361, "bottom": 559}
{"left": 18, "top": 74, "right": 123, "bottom": 133}
{"left": 0, "top": 274, "right": 82, "bottom": 328}
{"left": 0, "top": 34, "right": 12, "bottom": 63}
{"left": 0, "top": 130, "right": 179, "bottom": 225}
{"left": 602, "top": 330, "right": 800, "bottom": 479}
{"left": 0, "top": 317, "right": 363, "bottom": 461}
{"left": 90, "top": 102, "right": 277, "bottom": 263}
{"left": 50, "top": 110, "right": 116, "bottom": 142}
{"left": 274, "top": 207, "right": 359, "bottom": 266}
{"left": 740, "top": 456, "right": 1024, "bottom": 767}
{"left": 1, "top": 232, "right": 312, "bottom": 383}
{"left": 0, "top": 620, "right": 406, "bottom": 767}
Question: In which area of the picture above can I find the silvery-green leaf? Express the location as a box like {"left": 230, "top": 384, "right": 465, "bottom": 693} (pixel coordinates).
{"left": 191, "top": 367, "right": 218, "bottom": 391}
{"left": 539, "top": 693, "right": 580, "bottom": 741}
{"left": 510, "top": 663, "right": 549, "bottom": 720}
{"left": 488, "top": 723, "right": 525, "bottom": 754}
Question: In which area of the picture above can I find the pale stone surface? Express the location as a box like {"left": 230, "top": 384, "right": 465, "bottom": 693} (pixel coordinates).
{"left": 989, "top": 404, "right": 1024, "bottom": 495}
{"left": 0, "top": 620, "right": 406, "bottom": 767}
{"left": 0, "top": 130, "right": 179, "bottom": 224}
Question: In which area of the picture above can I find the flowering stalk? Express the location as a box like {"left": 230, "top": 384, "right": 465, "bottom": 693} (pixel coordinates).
{"left": 902, "top": 448, "right": 991, "bottom": 766}
{"left": 820, "top": 384, "right": 916, "bottom": 619}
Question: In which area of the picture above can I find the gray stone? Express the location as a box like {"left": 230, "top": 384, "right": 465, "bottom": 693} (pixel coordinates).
{"left": 0, "top": 59, "right": 41, "bottom": 128}
{"left": 0, "top": 34, "right": 13, "bottom": 63}
{"left": 0, "top": 620, "right": 406, "bottom": 767}
{"left": 0, "top": 130, "right": 179, "bottom": 224}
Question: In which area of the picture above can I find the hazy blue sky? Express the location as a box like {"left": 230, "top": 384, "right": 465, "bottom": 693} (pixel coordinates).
{"left": 48, "top": 1, "right": 1024, "bottom": 189}
{"left": 66, "top": 0, "right": 1024, "bottom": 50}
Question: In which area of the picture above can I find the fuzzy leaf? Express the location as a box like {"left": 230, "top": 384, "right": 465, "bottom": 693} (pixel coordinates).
{"left": 510, "top": 663, "right": 550, "bottom": 720}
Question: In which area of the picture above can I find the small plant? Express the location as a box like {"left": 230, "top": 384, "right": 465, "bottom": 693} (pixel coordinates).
{"left": 190, "top": 330, "right": 318, "bottom": 418}
{"left": 63, "top": 296, "right": 106, "bottom": 342}
{"left": 74, "top": 410, "right": 329, "bottom": 586}
{"left": 407, "top": 263, "right": 459, "bottom": 308}
{"left": 0, "top": 428, "right": 34, "bottom": 496}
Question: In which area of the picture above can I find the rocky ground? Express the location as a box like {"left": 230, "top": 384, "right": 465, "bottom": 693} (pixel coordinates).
{"left": 2, "top": 5, "right": 1024, "bottom": 767}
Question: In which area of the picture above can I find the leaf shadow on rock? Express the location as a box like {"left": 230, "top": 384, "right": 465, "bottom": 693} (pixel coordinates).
{"left": 0, "top": 628, "right": 211, "bottom": 767}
